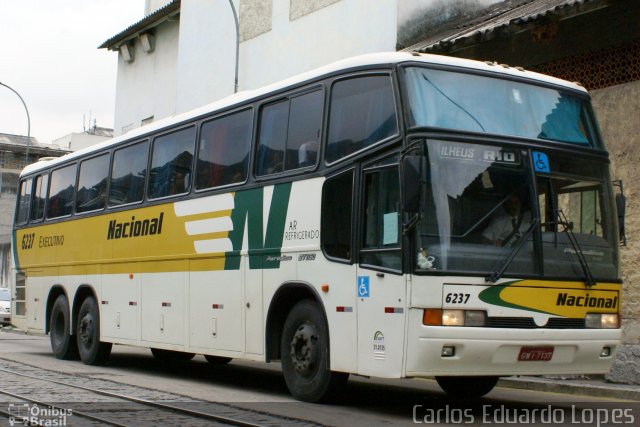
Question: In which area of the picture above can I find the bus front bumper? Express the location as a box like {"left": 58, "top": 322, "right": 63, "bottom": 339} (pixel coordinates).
{"left": 405, "top": 311, "right": 621, "bottom": 377}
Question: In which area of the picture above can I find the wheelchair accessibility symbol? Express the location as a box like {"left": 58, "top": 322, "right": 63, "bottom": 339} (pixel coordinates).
{"left": 533, "top": 151, "right": 550, "bottom": 173}
{"left": 358, "top": 276, "right": 370, "bottom": 298}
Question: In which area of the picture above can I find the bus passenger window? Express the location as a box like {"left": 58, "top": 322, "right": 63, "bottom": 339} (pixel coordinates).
{"left": 16, "top": 178, "right": 33, "bottom": 224}
{"left": 287, "top": 90, "right": 323, "bottom": 170}
{"left": 321, "top": 170, "right": 354, "bottom": 260}
{"left": 327, "top": 75, "right": 398, "bottom": 164}
{"left": 109, "top": 140, "right": 149, "bottom": 206}
{"left": 47, "top": 164, "right": 77, "bottom": 219}
{"left": 30, "top": 174, "right": 48, "bottom": 222}
{"left": 76, "top": 154, "right": 109, "bottom": 213}
{"left": 256, "top": 100, "right": 288, "bottom": 176}
{"left": 256, "top": 89, "right": 323, "bottom": 176}
{"left": 148, "top": 127, "right": 196, "bottom": 199}
{"left": 196, "top": 109, "right": 252, "bottom": 190}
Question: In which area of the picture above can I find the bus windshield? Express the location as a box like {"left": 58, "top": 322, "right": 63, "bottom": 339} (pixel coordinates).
{"left": 403, "top": 66, "right": 598, "bottom": 147}
{"left": 414, "top": 140, "right": 619, "bottom": 281}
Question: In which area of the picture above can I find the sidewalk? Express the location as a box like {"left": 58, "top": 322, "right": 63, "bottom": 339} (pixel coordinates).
{"left": 499, "top": 376, "right": 640, "bottom": 401}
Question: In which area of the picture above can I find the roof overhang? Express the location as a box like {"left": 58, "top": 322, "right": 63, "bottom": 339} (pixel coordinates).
{"left": 98, "top": 0, "right": 181, "bottom": 50}
{"left": 404, "top": 0, "right": 611, "bottom": 54}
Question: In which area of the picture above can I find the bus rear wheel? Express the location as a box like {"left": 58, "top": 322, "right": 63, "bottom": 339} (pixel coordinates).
{"left": 151, "top": 348, "right": 195, "bottom": 362}
{"left": 281, "top": 300, "right": 347, "bottom": 402}
{"left": 436, "top": 376, "right": 499, "bottom": 398}
{"left": 76, "top": 296, "right": 112, "bottom": 365}
{"left": 50, "top": 294, "right": 78, "bottom": 360}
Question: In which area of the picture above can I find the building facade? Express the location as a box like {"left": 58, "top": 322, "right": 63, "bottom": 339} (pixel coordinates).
{"left": 0, "top": 134, "right": 69, "bottom": 290}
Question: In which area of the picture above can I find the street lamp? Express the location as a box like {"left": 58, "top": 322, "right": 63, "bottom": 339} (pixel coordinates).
{"left": 0, "top": 81, "right": 31, "bottom": 165}
{"left": 227, "top": 0, "right": 239, "bottom": 93}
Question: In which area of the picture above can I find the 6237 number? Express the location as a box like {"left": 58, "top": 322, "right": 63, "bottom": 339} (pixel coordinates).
{"left": 445, "top": 292, "right": 470, "bottom": 304}
{"left": 21, "top": 233, "right": 35, "bottom": 250}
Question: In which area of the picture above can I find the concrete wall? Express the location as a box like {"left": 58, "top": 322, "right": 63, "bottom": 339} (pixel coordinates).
{"left": 591, "top": 80, "right": 640, "bottom": 384}
{"left": 113, "top": 17, "right": 179, "bottom": 136}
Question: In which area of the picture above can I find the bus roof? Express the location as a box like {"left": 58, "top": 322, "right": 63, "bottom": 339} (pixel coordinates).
{"left": 22, "top": 51, "right": 587, "bottom": 176}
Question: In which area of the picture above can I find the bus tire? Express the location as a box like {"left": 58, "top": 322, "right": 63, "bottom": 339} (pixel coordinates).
{"left": 436, "top": 376, "right": 499, "bottom": 398}
{"left": 151, "top": 348, "right": 195, "bottom": 362}
{"left": 281, "top": 299, "right": 347, "bottom": 402}
{"left": 50, "top": 294, "right": 78, "bottom": 360}
{"left": 76, "top": 296, "right": 112, "bottom": 365}
{"left": 204, "top": 355, "right": 232, "bottom": 364}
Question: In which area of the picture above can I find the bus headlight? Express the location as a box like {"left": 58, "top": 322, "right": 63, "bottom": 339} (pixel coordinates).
{"left": 442, "top": 309, "right": 487, "bottom": 327}
{"left": 585, "top": 313, "right": 619, "bottom": 329}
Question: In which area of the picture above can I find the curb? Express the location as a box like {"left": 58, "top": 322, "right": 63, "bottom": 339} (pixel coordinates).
{"left": 498, "top": 377, "right": 640, "bottom": 401}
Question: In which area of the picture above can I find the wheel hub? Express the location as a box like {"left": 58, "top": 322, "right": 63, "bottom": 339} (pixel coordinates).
{"left": 289, "top": 323, "right": 319, "bottom": 377}
{"left": 79, "top": 314, "right": 94, "bottom": 345}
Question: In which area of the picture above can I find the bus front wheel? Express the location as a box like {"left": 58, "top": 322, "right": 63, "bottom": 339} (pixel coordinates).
{"left": 281, "top": 299, "right": 347, "bottom": 402}
{"left": 76, "top": 296, "right": 112, "bottom": 365}
{"left": 436, "top": 376, "right": 499, "bottom": 398}
{"left": 50, "top": 294, "right": 78, "bottom": 360}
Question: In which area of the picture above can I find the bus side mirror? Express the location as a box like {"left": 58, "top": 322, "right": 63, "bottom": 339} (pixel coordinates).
{"left": 613, "top": 180, "right": 626, "bottom": 246}
{"left": 402, "top": 155, "right": 421, "bottom": 214}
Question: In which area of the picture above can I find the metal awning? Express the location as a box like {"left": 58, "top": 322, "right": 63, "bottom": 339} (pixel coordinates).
{"left": 404, "top": 0, "right": 610, "bottom": 54}
{"left": 98, "top": 0, "right": 181, "bottom": 50}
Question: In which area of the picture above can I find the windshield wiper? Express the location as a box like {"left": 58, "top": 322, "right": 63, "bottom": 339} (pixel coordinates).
{"left": 486, "top": 218, "right": 538, "bottom": 283}
{"left": 421, "top": 75, "right": 486, "bottom": 132}
{"left": 555, "top": 210, "right": 596, "bottom": 287}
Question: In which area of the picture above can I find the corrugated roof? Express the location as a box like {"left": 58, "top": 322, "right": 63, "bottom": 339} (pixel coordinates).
{"left": 405, "top": 0, "right": 608, "bottom": 53}
{"left": 98, "top": 0, "right": 181, "bottom": 50}
{"left": 0, "top": 134, "right": 41, "bottom": 147}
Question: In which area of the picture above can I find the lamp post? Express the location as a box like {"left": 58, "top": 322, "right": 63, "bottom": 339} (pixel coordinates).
{"left": 0, "top": 81, "right": 31, "bottom": 165}
{"left": 227, "top": 0, "right": 239, "bottom": 93}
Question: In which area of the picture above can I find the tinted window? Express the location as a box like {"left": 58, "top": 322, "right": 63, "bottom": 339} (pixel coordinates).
{"left": 109, "top": 141, "right": 149, "bottom": 206}
{"left": 47, "top": 164, "right": 77, "bottom": 218}
{"left": 361, "top": 166, "right": 401, "bottom": 270}
{"left": 321, "top": 170, "right": 354, "bottom": 260}
{"left": 16, "top": 178, "right": 33, "bottom": 224}
{"left": 148, "top": 127, "right": 196, "bottom": 199}
{"left": 286, "top": 91, "right": 323, "bottom": 170}
{"left": 256, "top": 90, "right": 323, "bottom": 176}
{"left": 256, "top": 100, "right": 288, "bottom": 176}
{"left": 196, "top": 109, "right": 252, "bottom": 190}
{"left": 76, "top": 154, "right": 110, "bottom": 213}
{"left": 327, "top": 76, "right": 397, "bottom": 163}
{"left": 30, "top": 174, "right": 48, "bottom": 221}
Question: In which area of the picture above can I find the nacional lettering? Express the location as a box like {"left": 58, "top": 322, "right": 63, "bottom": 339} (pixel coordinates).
{"left": 556, "top": 292, "right": 618, "bottom": 309}
{"left": 107, "top": 213, "right": 164, "bottom": 240}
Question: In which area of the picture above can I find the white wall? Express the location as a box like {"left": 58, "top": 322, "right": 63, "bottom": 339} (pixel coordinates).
{"left": 116, "top": 0, "right": 400, "bottom": 135}
{"left": 176, "top": 0, "right": 398, "bottom": 113}
{"left": 113, "top": 18, "right": 180, "bottom": 136}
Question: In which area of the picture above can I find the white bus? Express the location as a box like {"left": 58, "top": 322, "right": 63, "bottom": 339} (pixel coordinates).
{"left": 13, "top": 52, "right": 621, "bottom": 402}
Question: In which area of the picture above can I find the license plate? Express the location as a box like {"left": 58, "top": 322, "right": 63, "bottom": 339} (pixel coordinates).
{"left": 518, "top": 346, "right": 554, "bottom": 361}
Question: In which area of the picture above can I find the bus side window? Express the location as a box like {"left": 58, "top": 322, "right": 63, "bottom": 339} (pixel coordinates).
{"left": 196, "top": 108, "right": 252, "bottom": 190}
{"left": 16, "top": 178, "right": 33, "bottom": 225}
{"left": 109, "top": 140, "right": 149, "bottom": 206}
{"left": 326, "top": 75, "right": 398, "bottom": 164}
{"left": 256, "top": 89, "right": 323, "bottom": 177}
{"left": 256, "top": 100, "right": 288, "bottom": 176}
{"left": 30, "top": 174, "right": 49, "bottom": 222}
{"left": 47, "top": 164, "right": 77, "bottom": 219}
{"left": 321, "top": 170, "right": 354, "bottom": 261}
{"left": 148, "top": 127, "right": 196, "bottom": 199}
{"left": 76, "top": 154, "right": 109, "bottom": 213}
